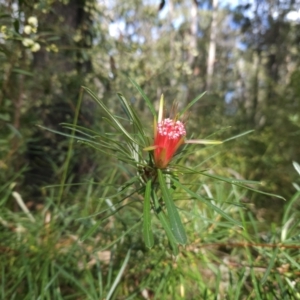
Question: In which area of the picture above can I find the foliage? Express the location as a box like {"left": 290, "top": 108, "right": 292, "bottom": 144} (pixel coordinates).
{"left": 1, "top": 0, "right": 300, "bottom": 200}
{"left": 53, "top": 84, "right": 284, "bottom": 253}
{"left": 1, "top": 0, "right": 300, "bottom": 298}
{"left": 1, "top": 158, "right": 300, "bottom": 299}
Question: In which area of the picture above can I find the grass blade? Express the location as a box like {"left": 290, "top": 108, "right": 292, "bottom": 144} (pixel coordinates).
{"left": 260, "top": 247, "right": 279, "bottom": 285}
{"left": 58, "top": 87, "right": 83, "bottom": 206}
{"left": 55, "top": 264, "right": 92, "bottom": 297}
{"left": 80, "top": 219, "right": 103, "bottom": 241}
{"left": 106, "top": 249, "right": 131, "bottom": 300}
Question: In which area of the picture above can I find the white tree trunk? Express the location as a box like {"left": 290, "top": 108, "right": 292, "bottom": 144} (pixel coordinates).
{"left": 206, "top": 0, "right": 218, "bottom": 91}
{"left": 188, "top": 0, "right": 198, "bottom": 67}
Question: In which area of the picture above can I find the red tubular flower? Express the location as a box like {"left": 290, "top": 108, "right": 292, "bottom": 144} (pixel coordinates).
{"left": 144, "top": 94, "right": 222, "bottom": 169}
{"left": 154, "top": 118, "right": 186, "bottom": 169}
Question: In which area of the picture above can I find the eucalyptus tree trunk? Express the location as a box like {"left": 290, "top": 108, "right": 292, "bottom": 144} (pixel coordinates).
{"left": 250, "top": 51, "right": 261, "bottom": 127}
{"left": 206, "top": 0, "right": 218, "bottom": 91}
{"left": 183, "top": 0, "right": 199, "bottom": 106}
{"left": 188, "top": 0, "right": 198, "bottom": 67}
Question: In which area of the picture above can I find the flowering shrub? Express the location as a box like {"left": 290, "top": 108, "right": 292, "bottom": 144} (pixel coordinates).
{"left": 50, "top": 80, "right": 283, "bottom": 254}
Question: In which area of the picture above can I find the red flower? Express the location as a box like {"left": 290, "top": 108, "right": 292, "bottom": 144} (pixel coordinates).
{"left": 154, "top": 118, "right": 186, "bottom": 169}
{"left": 144, "top": 94, "right": 222, "bottom": 169}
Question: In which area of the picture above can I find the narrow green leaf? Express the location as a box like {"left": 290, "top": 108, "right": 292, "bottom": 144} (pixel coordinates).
{"left": 54, "top": 264, "right": 92, "bottom": 297}
{"left": 83, "top": 87, "right": 137, "bottom": 145}
{"left": 172, "top": 178, "right": 242, "bottom": 226}
{"left": 200, "top": 172, "right": 261, "bottom": 186}
{"left": 38, "top": 125, "right": 97, "bottom": 143}
{"left": 179, "top": 91, "right": 206, "bottom": 117}
{"left": 157, "top": 169, "right": 187, "bottom": 245}
{"left": 39, "top": 127, "right": 130, "bottom": 162}
{"left": 282, "top": 251, "right": 300, "bottom": 270}
{"left": 204, "top": 126, "right": 232, "bottom": 139}
{"left": 151, "top": 190, "right": 179, "bottom": 254}
{"left": 233, "top": 267, "right": 247, "bottom": 300}
{"left": 80, "top": 219, "right": 103, "bottom": 241}
{"left": 98, "top": 222, "right": 140, "bottom": 252}
{"left": 282, "top": 190, "right": 300, "bottom": 225}
{"left": 260, "top": 247, "right": 279, "bottom": 285}
{"left": 6, "top": 124, "right": 22, "bottom": 137}
{"left": 60, "top": 123, "right": 99, "bottom": 136}
{"left": 79, "top": 141, "right": 134, "bottom": 164}
{"left": 293, "top": 161, "right": 300, "bottom": 176}
{"left": 143, "top": 180, "right": 154, "bottom": 248}
{"left": 185, "top": 139, "right": 222, "bottom": 145}
{"left": 155, "top": 266, "right": 170, "bottom": 295}
{"left": 58, "top": 88, "right": 83, "bottom": 206}
{"left": 117, "top": 93, "right": 147, "bottom": 145}
{"left": 128, "top": 104, "right": 147, "bottom": 141}
{"left": 202, "top": 172, "right": 286, "bottom": 201}
{"left": 60, "top": 124, "right": 97, "bottom": 139}
{"left": 117, "top": 93, "right": 135, "bottom": 122}
{"left": 129, "top": 77, "right": 156, "bottom": 117}
{"left": 222, "top": 130, "right": 254, "bottom": 142}
{"left": 157, "top": 210, "right": 179, "bottom": 255}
